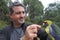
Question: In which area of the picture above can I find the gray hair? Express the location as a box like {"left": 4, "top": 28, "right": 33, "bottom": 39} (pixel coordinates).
{"left": 9, "top": 2, "right": 25, "bottom": 14}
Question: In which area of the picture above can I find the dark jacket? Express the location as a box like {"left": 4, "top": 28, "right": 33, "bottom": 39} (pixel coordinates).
{"left": 0, "top": 23, "right": 48, "bottom": 40}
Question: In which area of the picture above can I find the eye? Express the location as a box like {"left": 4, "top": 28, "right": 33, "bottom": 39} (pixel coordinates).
{"left": 22, "top": 11, "right": 25, "bottom": 14}
{"left": 16, "top": 12, "right": 21, "bottom": 14}
{"left": 15, "top": 11, "right": 25, "bottom": 14}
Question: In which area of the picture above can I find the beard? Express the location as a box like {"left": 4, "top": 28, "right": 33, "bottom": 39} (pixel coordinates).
{"left": 18, "top": 19, "right": 25, "bottom": 24}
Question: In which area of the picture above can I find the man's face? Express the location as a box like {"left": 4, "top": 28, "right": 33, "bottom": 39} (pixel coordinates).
{"left": 9, "top": 6, "right": 25, "bottom": 24}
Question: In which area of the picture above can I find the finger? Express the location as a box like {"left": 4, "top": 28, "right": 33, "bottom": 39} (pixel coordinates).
{"left": 27, "top": 25, "right": 35, "bottom": 30}
{"left": 36, "top": 25, "right": 41, "bottom": 30}
{"left": 27, "top": 24, "right": 41, "bottom": 31}
{"left": 30, "top": 24, "right": 41, "bottom": 30}
{"left": 30, "top": 32, "right": 37, "bottom": 38}
{"left": 31, "top": 24, "right": 41, "bottom": 28}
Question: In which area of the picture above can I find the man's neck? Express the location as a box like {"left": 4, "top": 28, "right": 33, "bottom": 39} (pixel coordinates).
{"left": 13, "top": 22, "right": 23, "bottom": 28}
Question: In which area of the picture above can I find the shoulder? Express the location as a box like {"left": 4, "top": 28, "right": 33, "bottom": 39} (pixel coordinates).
{"left": 24, "top": 22, "right": 32, "bottom": 26}
{"left": 0, "top": 24, "right": 12, "bottom": 40}
{"left": 23, "top": 22, "right": 32, "bottom": 28}
{"left": 22, "top": 22, "right": 32, "bottom": 32}
{"left": 0, "top": 24, "right": 12, "bottom": 33}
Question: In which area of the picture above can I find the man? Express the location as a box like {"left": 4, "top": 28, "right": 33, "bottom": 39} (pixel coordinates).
{"left": 0, "top": 2, "right": 48, "bottom": 40}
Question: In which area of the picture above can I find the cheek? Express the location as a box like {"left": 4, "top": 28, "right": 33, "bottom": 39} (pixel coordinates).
{"left": 15, "top": 14, "right": 21, "bottom": 18}
{"left": 12, "top": 14, "right": 26, "bottom": 20}
{"left": 15, "top": 15, "right": 20, "bottom": 18}
{"left": 23, "top": 14, "right": 26, "bottom": 18}
{"left": 11, "top": 15, "right": 19, "bottom": 20}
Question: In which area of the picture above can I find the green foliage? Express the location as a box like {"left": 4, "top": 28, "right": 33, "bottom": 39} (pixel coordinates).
{"left": 23, "top": 0, "right": 44, "bottom": 24}
{"left": 0, "top": 0, "right": 9, "bottom": 21}
{"left": 0, "top": 0, "right": 12, "bottom": 29}
{"left": 44, "top": 2, "right": 60, "bottom": 27}
{"left": 0, "top": 20, "right": 7, "bottom": 30}
{"left": 25, "top": 16, "right": 31, "bottom": 23}
{"left": 0, "top": 0, "right": 8, "bottom": 20}
{"left": 0, "top": 0, "right": 12, "bottom": 22}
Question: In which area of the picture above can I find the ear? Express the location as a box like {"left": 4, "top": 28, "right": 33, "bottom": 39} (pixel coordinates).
{"left": 8, "top": 13, "right": 13, "bottom": 18}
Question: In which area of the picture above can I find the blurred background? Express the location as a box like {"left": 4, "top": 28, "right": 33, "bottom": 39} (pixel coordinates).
{"left": 0, "top": 0, "right": 60, "bottom": 29}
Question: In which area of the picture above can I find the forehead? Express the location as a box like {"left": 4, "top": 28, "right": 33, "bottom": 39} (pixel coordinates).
{"left": 13, "top": 6, "right": 25, "bottom": 12}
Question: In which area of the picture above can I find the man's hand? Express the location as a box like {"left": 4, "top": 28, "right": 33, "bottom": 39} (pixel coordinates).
{"left": 22, "top": 24, "right": 41, "bottom": 40}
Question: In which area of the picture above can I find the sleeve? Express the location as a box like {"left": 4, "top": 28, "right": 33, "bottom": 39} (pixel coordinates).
{"left": 0, "top": 30, "right": 7, "bottom": 40}
{"left": 0, "top": 26, "right": 10, "bottom": 40}
{"left": 37, "top": 28, "right": 48, "bottom": 40}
